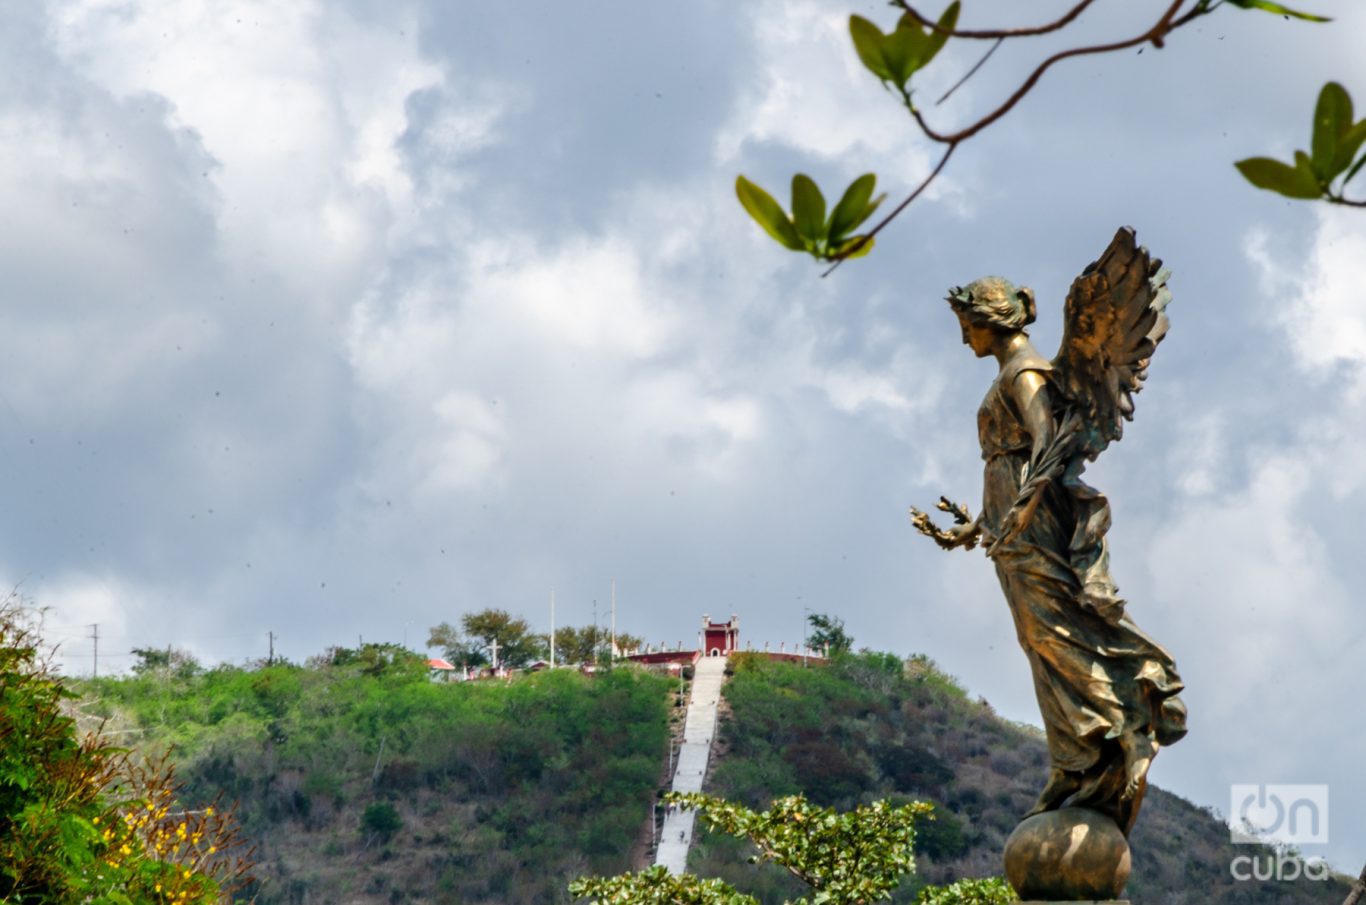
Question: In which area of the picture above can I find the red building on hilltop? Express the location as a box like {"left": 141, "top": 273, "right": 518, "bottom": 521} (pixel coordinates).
{"left": 702, "top": 614, "right": 739, "bottom": 657}
{"left": 622, "top": 613, "right": 826, "bottom": 669}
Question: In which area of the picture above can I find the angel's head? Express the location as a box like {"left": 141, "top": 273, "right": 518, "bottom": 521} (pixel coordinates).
{"left": 946, "top": 277, "right": 1036, "bottom": 357}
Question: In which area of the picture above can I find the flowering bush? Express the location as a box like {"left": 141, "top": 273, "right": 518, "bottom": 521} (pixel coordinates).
{"left": 0, "top": 597, "right": 251, "bottom": 903}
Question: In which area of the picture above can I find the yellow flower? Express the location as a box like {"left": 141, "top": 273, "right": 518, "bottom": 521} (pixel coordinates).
{"left": 204, "top": 806, "right": 214, "bottom": 816}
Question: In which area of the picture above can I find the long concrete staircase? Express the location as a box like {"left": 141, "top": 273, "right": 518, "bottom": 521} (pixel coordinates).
{"left": 654, "top": 654, "right": 728, "bottom": 873}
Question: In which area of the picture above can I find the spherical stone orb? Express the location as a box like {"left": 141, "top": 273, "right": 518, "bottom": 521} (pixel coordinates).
{"left": 1003, "top": 807, "right": 1131, "bottom": 901}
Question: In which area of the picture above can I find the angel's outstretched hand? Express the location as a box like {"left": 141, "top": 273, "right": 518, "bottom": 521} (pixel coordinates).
{"left": 910, "top": 496, "right": 981, "bottom": 551}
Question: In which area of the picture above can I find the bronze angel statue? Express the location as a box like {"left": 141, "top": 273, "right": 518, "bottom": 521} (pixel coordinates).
{"left": 913, "top": 227, "right": 1187, "bottom": 837}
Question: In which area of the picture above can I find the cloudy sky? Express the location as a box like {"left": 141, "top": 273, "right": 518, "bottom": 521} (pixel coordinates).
{"left": 6, "top": 0, "right": 1364, "bottom": 872}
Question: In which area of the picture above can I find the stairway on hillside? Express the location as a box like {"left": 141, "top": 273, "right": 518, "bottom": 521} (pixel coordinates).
{"left": 654, "top": 654, "right": 728, "bottom": 874}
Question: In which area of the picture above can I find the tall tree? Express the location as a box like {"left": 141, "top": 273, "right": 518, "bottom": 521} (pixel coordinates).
{"left": 429, "top": 609, "right": 545, "bottom": 669}
{"left": 426, "top": 622, "right": 488, "bottom": 669}
{"left": 806, "top": 612, "right": 854, "bottom": 656}
{"left": 550, "top": 625, "right": 645, "bottom": 665}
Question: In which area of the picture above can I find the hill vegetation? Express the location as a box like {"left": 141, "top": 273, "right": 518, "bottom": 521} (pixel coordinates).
{"left": 61, "top": 636, "right": 1353, "bottom": 904}
{"left": 74, "top": 648, "right": 672, "bottom": 904}
{"left": 692, "top": 652, "right": 1352, "bottom": 904}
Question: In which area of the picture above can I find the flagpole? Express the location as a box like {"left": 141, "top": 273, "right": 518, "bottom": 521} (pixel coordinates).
{"left": 550, "top": 589, "right": 556, "bottom": 669}
{"left": 610, "top": 578, "right": 617, "bottom": 665}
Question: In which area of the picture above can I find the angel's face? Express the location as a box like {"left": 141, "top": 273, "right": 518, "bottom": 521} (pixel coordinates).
{"left": 958, "top": 315, "right": 996, "bottom": 358}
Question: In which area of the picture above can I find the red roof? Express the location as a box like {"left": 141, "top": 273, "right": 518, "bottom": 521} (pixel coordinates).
{"left": 427, "top": 658, "right": 456, "bottom": 670}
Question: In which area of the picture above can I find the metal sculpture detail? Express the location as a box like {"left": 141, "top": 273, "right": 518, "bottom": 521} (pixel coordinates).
{"left": 912, "top": 227, "right": 1187, "bottom": 838}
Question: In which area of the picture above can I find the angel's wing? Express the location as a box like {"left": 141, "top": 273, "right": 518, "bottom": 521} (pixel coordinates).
{"left": 1051, "top": 226, "right": 1172, "bottom": 462}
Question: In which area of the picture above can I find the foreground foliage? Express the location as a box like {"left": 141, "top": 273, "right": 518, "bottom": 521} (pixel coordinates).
{"left": 735, "top": 0, "right": 1362, "bottom": 268}
{"left": 0, "top": 598, "right": 249, "bottom": 903}
{"left": 571, "top": 793, "right": 1013, "bottom": 905}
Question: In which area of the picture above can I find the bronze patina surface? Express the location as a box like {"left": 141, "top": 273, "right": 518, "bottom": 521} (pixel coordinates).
{"left": 1005, "top": 807, "right": 1131, "bottom": 900}
{"left": 912, "top": 227, "right": 1187, "bottom": 898}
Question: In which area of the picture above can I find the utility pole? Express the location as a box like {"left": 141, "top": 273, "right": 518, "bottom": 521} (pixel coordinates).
{"left": 268, "top": 631, "right": 275, "bottom": 666}
{"left": 549, "top": 589, "right": 556, "bottom": 669}
{"left": 592, "top": 599, "right": 598, "bottom": 666}
{"left": 90, "top": 624, "right": 98, "bottom": 678}
{"left": 610, "top": 578, "right": 617, "bottom": 666}
{"left": 803, "top": 605, "right": 810, "bottom": 668}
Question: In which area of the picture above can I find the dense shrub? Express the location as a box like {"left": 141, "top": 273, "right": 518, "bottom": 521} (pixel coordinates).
{"left": 0, "top": 598, "right": 249, "bottom": 902}
{"left": 74, "top": 658, "right": 671, "bottom": 904}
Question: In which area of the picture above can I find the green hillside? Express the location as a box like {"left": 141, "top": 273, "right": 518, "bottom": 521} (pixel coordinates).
{"left": 70, "top": 648, "right": 1351, "bottom": 904}
{"left": 75, "top": 654, "right": 672, "bottom": 904}
{"left": 693, "top": 652, "right": 1351, "bottom": 904}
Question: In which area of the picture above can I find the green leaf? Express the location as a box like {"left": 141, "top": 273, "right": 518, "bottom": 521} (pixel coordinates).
{"left": 860, "top": 192, "right": 887, "bottom": 228}
{"left": 849, "top": 16, "right": 893, "bottom": 81}
{"left": 791, "top": 174, "right": 828, "bottom": 245}
{"left": 1234, "top": 156, "right": 1323, "bottom": 199}
{"left": 1294, "top": 148, "right": 1321, "bottom": 186}
{"left": 1311, "top": 82, "right": 1352, "bottom": 180}
{"left": 1330, "top": 120, "right": 1366, "bottom": 182}
{"left": 828, "top": 174, "right": 877, "bottom": 241}
{"left": 884, "top": 16, "right": 924, "bottom": 86}
{"left": 883, "top": 2, "right": 958, "bottom": 86}
{"left": 923, "top": 1, "right": 961, "bottom": 70}
{"left": 836, "top": 235, "right": 877, "bottom": 259}
{"left": 1226, "top": 0, "right": 1331, "bottom": 21}
{"left": 736, "top": 175, "right": 805, "bottom": 251}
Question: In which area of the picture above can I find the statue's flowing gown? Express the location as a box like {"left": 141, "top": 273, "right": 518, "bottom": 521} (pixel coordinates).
{"left": 979, "top": 348, "right": 1185, "bottom": 830}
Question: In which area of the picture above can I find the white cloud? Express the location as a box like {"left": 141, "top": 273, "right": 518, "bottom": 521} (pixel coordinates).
{"left": 1167, "top": 410, "right": 1229, "bottom": 498}
{"left": 48, "top": 0, "right": 444, "bottom": 296}
{"left": 715, "top": 0, "right": 947, "bottom": 195}
{"left": 25, "top": 571, "right": 139, "bottom": 675}
{"left": 1248, "top": 210, "right": 1366, "bottom": 384}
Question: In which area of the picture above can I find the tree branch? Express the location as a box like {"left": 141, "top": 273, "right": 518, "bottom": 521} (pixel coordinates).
{"left": 937, "top": 38, "right": 1003, "bottom": 105}
{"left": 818, "top": 0, "right": 1225, "bottom": 269}
{"left": 896, "top": 0, "right": 1101, "bottom": 39}
{"left": 911, "top": 0, "right": 1194, "bottom": 145}
{"left": 1342, "top": 860, "right": 1366, "bottom": 905}
{"left": 822, "top": 143, "right": 957, "bottom": 276}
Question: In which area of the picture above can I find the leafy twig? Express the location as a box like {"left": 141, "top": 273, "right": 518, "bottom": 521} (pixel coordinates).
{"left": 895, "top": 0, "right": 1101, "bottom": 39}
{"left": 864, "top": 0, "right": 1216, "bottom": 249}
{"left": 822, "top": 142, "right": 956, "bottom": 275}
{"left": 910, "top": 0, "right": 1192, "bottom": 145}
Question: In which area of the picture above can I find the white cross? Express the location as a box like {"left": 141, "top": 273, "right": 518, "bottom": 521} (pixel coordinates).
{"left": 488, "top": 638, "right": 500, "bottom": 670}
